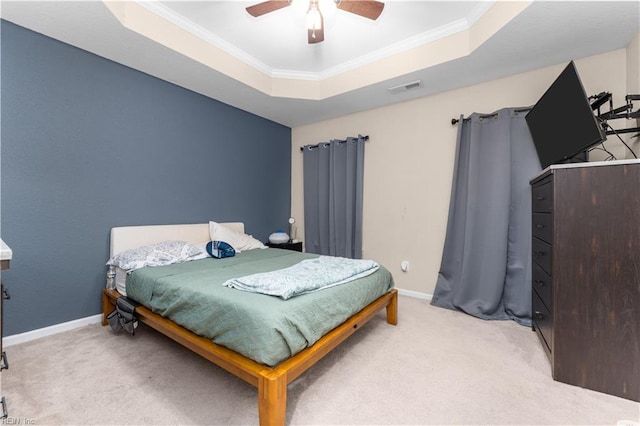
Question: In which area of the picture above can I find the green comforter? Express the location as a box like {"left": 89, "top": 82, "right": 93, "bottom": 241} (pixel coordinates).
{"left": 126, "top": 248, "right": 394, "bottom": 366}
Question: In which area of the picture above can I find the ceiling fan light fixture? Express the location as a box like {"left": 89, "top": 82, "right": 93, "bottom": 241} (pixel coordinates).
{"left": 306, "top": 1, "right": 323, "bottom": 33}
{"left": 246, "top": 0, "right": 383, "bottom": 44}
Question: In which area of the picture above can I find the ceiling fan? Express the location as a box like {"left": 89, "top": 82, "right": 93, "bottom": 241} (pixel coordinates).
{"left": 245, "top": 0, "right": 385, "bottom": 44}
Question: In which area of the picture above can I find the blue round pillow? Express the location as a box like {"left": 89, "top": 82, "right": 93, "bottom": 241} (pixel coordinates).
{"left": 206, "top": 241, "right": 235, "bottom": 259}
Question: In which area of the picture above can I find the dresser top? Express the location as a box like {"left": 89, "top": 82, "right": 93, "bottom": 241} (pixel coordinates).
{"left": 531, "top": 159, "right": 640, "bottom": 183}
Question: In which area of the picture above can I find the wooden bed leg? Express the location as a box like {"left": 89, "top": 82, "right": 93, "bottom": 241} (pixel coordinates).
{"left": 386, "top": 289, "right": 398, "bottom": 325}
{"left": 101, "top": 289, "right": 116, "bottom": 326}
{"left": 258, "top": 371, "right": 287, "bottom": 426}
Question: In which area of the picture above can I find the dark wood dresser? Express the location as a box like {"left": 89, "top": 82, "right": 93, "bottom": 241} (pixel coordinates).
{"left": 530, "top": 160, "right": 640, "bottom": 402}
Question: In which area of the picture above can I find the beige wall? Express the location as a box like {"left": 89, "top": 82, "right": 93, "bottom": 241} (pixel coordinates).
{"left": 627, "top": 31, "right": 640, "bottom": 156}
{"left": 627, "top": 31, "right": 640, "bottom": 94}
{"left": 291, "top": 48, "right": 629, "bottom": 297}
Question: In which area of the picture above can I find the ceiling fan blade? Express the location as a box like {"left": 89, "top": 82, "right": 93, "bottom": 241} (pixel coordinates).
{"left": 308, "top": 25, "right": 324, "bottom": 44}
{"left": 337, "top": 0, "right": 384, "bottom": 20}
{"left": 246, "top": 1, "right": 291, "bottom": 18}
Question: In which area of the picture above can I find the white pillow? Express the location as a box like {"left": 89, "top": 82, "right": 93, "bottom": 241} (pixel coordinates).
{"left": 107, "top": 240, "right": 208, "bottom": 272}
{"left": 209, "top": 221, "right": 266, "bottom": 252}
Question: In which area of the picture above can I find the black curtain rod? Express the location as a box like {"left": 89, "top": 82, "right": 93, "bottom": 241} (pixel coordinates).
{"left": 300, "top": 135, "right": 369, "bottom": 152}
{"left": 451, "top": 108, "right": 532, "bottom": 125}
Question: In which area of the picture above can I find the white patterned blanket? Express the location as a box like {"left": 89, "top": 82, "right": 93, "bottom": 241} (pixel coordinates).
{"left": 222, "top": 255, "right": 380, "bottom": 299}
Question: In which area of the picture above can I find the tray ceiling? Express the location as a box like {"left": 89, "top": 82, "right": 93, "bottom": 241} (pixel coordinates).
{"left": 1, "top": 1, "right": 638, "bottom": 127}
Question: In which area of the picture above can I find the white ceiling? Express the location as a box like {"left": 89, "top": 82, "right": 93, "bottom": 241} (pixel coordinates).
{"left": 1, "top": 1, "right": 639, "bottom": 128}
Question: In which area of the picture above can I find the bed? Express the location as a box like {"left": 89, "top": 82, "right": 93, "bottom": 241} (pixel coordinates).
{"left": 101, "top": 222, "right": 398, "bottom": 425}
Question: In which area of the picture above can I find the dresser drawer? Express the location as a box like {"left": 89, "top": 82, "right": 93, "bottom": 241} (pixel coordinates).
{"left": 532, "top": 289, "right": 553, "bottom": 353}
{"left": 532, "top": 237, "right": 552, "bottom": 275}
{"left": 532, "top": 213, "right": 552, "bottom": 243}
{"left": 533, "top": 262, "right": 552, "bottom": 311}
{"left": 532, "top": 180, "right": 553, "bottom": 212}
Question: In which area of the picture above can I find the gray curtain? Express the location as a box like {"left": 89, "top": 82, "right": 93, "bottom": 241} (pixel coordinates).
{"left": 431, "top": 107, "right": 541, "bottom": 326}
{"left": 303, "top": 136, "right": 365, "bottom": 258}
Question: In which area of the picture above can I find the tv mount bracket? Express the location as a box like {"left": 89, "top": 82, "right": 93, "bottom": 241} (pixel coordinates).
{"left": 590, "top": 92, "right": 640, "bottom": 136}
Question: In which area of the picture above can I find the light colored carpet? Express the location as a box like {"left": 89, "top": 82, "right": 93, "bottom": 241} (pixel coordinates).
{"left": 2, "top": 296, "right": 638, "bottom": 425}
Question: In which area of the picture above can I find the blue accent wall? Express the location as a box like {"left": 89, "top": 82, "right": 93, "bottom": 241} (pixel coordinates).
{"left": 0, "top": 21, "right": 292, "bottom": 335}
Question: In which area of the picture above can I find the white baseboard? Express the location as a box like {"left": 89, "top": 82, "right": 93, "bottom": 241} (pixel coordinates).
{"left": 397, "top": 288, "right": 432, "bottom": 300}
{"left": 3, "top": 314, "right": 103, "bottom": 347}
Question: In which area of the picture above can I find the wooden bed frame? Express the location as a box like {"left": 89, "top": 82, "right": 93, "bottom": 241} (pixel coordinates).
{"left": 101, "top": 223, "right": 398, "bottom": 425}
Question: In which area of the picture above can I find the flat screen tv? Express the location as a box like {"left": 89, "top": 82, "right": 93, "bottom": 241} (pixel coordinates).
{"left": 526, "top": 61, "right": 606, "bottom": 169}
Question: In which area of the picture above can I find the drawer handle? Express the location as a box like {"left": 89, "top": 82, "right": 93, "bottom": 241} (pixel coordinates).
{"left": 535, "top": 224, "right": 544, "bottom": 229}
{"left": 534, "top": 251, "right": 545, "bottom": 257}
{"left": 535, "top": 196, "right": 546, "bottom": 201}
{"left": 535, "top": 279, "right": 546, "bottom": 287}
{"left": 534, "top": 311, "right": 544, "bottom": 321}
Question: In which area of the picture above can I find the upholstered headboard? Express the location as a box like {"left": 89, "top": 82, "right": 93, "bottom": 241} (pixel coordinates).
{"left": 110, "top": 222, "right": 245, "bottom": 256}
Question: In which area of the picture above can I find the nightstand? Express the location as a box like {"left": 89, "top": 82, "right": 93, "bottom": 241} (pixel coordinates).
{"left": 266, "top": 241, "right": 303, "bottom": 252}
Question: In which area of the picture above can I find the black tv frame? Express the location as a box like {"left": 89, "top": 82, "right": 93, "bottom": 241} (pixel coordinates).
{"left": 526, "top": 61, "right": 606, "bottom": 169}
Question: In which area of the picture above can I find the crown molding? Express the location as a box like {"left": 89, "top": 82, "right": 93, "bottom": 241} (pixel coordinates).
{"left": 136, "top": 0, "right": 273, "bottom": 77}
{"left": 315, "top": 18, "right": 470, "bottom": 80}
{"left": 466, "top": 1, "right": 495, "bottom": 28}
